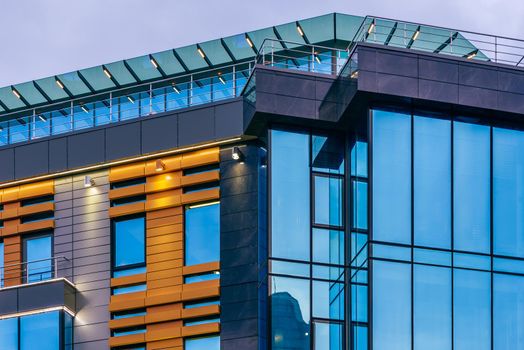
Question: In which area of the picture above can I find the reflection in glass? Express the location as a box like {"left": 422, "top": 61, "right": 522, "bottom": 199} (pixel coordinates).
{"left": 271, "top": 129, "right": 310, "bottom": 261}
{"left": 314, "top": 322, "right": 343, "bottom": 350}
{"left": 20, "top": 311, "right": 60, "bottom": 350}
{"left": 312, "top": 134, "right": 345, "bottom": 174}
{"left": 113, "top": 216, "right": 145, "bottom": 273}
{"left": 372, "top": 110, "right": 411, "bottom": 244}
{"left": 0, "top": 317, "right": 17, "bottom": 350}
{"left": 353, "top": 181, "right": 367, "bottom": 230}
{"left": 185, "top": 335, "right": 220, "bottom": 350}
{"left": 351, "top": 284, "right": 367, "bottom": 323}
{"left": 314, "top": 175, "right": 342, "bottom": 227}
{"left": 185, "top": 202, "right": 220, "bottom": 266}
{"left": 312, "top": 228, "right": 343, "bottom": 266}
{"left": 24, "top": 235, "right": 52, "bottom": 283}
{"left": 414, "top": 116, "right": 451, "bottom": 248}
{"left": 313, "top": 281, "right": 344, "bottom": 320}
{"left": 9, "top": 118, "right": 29, "bottom": 143}
{"left": 493, "top": 273, "right": 524, "bottom": 349}
{"left": 351, "top": 141, "right": 368, "bottom": 178}
{"left": 34, "top": 114, "right": 51, "bottom": 139}
{"left": 453, "top": 121, "right": 490, "bottom": 253}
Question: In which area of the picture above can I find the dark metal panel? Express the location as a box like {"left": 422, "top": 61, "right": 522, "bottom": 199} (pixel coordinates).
{"left": 105, "top": 123, "right": 141, "bottom": 160}
{"left": 459, "top": 63, "right": 498, "bottom": 88}
{"left": 418, "top": 79, "right": 459, "bottom": 104}
{"left": 458, "top": 85, "right": 498, "bottom": 110}
{"left": 0, "top": 289, "right": 18, "bottom": 315}
{"left": 141, "top": 113, "right": 178, "bottom": 154}
{"left": 67, "top": 130, "right": 105, "bottom": 168}
{"left": 49, "top": 137, "right": 68, "bottom": 173}
{"left": 18, "top": 281, "right": 66, "bottom": 311}
{"left": 376, "top": 73, "right": 418, "bottom": 98}
{"left": 418, "top": 57, "right": 459, "bottom": 83}
{"left": 376, "top": 50, "right": 418, "bottom": 78}
{"left": 0, "top": 148, "right": 14, "bottom": 182}
{"left": 178, "top": 108, "right": 214, "bottom": 145}
{"left": 14, "top": 141, "right": 49, "bottom": 179}
{"left": 215, "top": 101, "right": 244, "bottom": 139}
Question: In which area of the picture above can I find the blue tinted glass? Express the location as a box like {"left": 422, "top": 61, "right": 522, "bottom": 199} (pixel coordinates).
{"left": 312, "top": 134, "right": 344, "bottom": 174}
{"left": 113, "top": 284, "right": 147, "bottom": 295}
{"left": 34, "top": 115, "right": 51, "bottom": 139}
{"left": 351, "top": 232, "right": 367, "bottom": 267}
{"left": 0, "top": 121, "right": 8, "bottom": 145}
{"left": 184, "top": 317, "right": 220, "bottom": 326}
{"left": 414, "top": 116, "right": 451, "bottom": 248}
{"left": 64, "top": 312, "right": 73, "bottom": 350}
{"left": 25, "top": 235, "right": 52, "bottom": 282}
{"left": 139, "top": 92, "right": 150, "bottom": 116}
{"left": 185, "top": 336, "right": 220, "bottom": 350}
{"left": 353, "top": 180, "right": 368, "bottom": 230}
{"left": 185, "top": 272, "right": 220, "bottom": 284}
{"left": 494, "top": 273, "right": 524, "bottom": 349}
{"left": 373, "top": 260, "right": 411, "bottom": 350}
{"left": 94, "top": 101, "right": 111, "bottom": 126}
{"left": 271, "top": 260, "right": 310, "bottom": 278}
{"left": 453, "top": 122, "right": 490, "bottom": 253}
{"left": 214, "top": 73, "right": 234, "bottom": 101}
{"left": 271, "top": 130, "right": 310, "bottom": 261}
{"left": 314, "top": 176, "right": 342, "bottom": 227}
{"left": 353, "top": 325, "right": 368, "bottom": 350}
{"left": 271, "top": 276, "right": 310, "bottom": 349}
{"left": 351, "top": 141, "right": 368, "bottom": 177}
{"left": 166, "top": 83, "right": 189, "bottom": 110}
{"left": 20, "top": 311, "right": 59, "bottom": 350}
{"left": 191, "top": 78, "right": 211, "bottom": 105}
{"left": 151, "top": 89, "right": 166, "bottom": 114}
{"left": 185, "top": 203, "right": 220, "bottom": 266}
{"left": 372, "top": 110, "right": 411, "bottom": 244}
{"left": 314, "top": 322, "right": 343, "bottom": 350}
{"left": 73, "top": 105, "right": 94, "bottom": 130}
{"left": 313, "top": 281, "right": 344, "bottom": 320}
{"left": 453, "top": 269, "right": 491, "bottom": 350}
{"left": 114, "top": 216, "right": 145, "bottom": 269}
{"left": 351, "top": 284, "right": 368, "bottom": 322}
{"left": 494, "top": 127, "right": 524, "bottom": 258}
{"left": 414, "top": 265, "right": 451, "bottom": 350}
{"left": 312, "top": 229, "right": 344, "bottom": 265}
{"left": 119, "top": 96, "right": 140, "bottom": 121}
{"left": 9, "top": 118, "right": 29, "bottom": 143}
{"left": 0, "top": 317, "right": 17, "bottom": 350}
{"left": 51, "top": 110, "right": 72, "bottom": 135}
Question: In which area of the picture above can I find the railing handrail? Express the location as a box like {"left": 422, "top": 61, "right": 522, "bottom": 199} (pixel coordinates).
{"left": 1, "top": 255, "right": 70, "bottom": 270}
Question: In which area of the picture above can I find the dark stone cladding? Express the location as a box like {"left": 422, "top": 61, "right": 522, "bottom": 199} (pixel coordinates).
{"left": 220, "top": 143, "right": 267, "bottom": 350}
{"left": 0, "top": 279, "right": 75, "bottom": 316}
{"left": 0, "top": 97, "right": 245, "bottom": 184}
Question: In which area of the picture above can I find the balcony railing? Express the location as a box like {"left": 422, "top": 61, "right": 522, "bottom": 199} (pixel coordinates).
{"left": 0, "top": 256, "right": 70, "bottom": 288}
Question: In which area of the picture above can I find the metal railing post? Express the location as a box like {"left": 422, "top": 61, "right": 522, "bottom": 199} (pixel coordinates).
{"left": 311, "top": 45, "right": 315, "bottom": 72}
{"left": 54, "top": 257, "right": 58, "bottom": 278}
{"left": 495, "top": 36, "right": 498, "bottom": 63}
{"left": 271, "top": 40, "right": 274, "bottom": 66}
{"left": 70, "top": 101, "right": 74, "bottom": 131}
{"left": 109, "top": 91, "right": 113, "bottom": 122}
{"left": 149, "top": 83, "right": 153, "bottom": 115}
{"left": 189, "top": 75, "right": 193, "bottom": 106}
{"left": 233, "top": 65, "right": 236, "bottom": 97}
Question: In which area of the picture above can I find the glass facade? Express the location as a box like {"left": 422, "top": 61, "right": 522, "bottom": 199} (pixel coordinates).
{"left": 112, "top": 215, "right": 146, "bottom": 277}
{"left": 23, "top": 234, "right": 53, "bottom": 283}
{"left": 184, "top": 201, "right": 220, "bottom": 266}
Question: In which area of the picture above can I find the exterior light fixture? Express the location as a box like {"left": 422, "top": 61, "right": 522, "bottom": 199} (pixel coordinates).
{"left": 351, "top": 70, "right": 359, "bottom": 79}
{"left": 296, "top": 24, "right": 304, "bottom": 37}
{"left": 150, "top": 57, "right": 159, "bottom": 69}
{"left": 197, "top": 47, "right": 206, "bottom": 59}
{"left": 81, "top": 105, "right": 89, "bottom": 114}
{"left": 155, "top": 159, "right": 165, "bottom": 172}
{"left": 103, "top": 68, "right": 112, "bottom": 79}
{"left": 466, "top": 50, "right": 478, "bottom": 60}
{"left": 232, "top": 146, "right": 244, "bottom": 163}
{"left": 12, "top": 88, "right": 21, "bottom": 99}
{"left": 38, "top": 115, "right": 47, "bottom": 122}
{"left": 187, "top": 201, "right": 220, "bottom": 209}
{"left": 213, "top": 271, "right": 220, "bottom": 275}
{"left": 84, "top": 176, "right": 95, "bottom": 188}
{"left": 368, "top": 21, "right": 375, "bottom": 34}
{"left": 218, "top": 73, "right": 226, "bottom": 85}
{"left": 314, "top": 53, "right": 321, "bottom": 64}
{"left": 172, "top": 84, "right": 180, "bottom": 94}
{"left": 245, "top": 35, "right": 254, "bottom": 48}
{"left": 0, "top": 126, "right": 3, "bottom": 132}
{"left": 127, "top": 96, "right": 135, "bottom": 104}
{"left": 55, "top": 79, "right": 65, "bottom": 89}
{"left": 412, "top": 29, "right": 420, "bottom": 41}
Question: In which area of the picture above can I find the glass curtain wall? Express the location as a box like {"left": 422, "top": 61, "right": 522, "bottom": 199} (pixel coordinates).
{"left": 371, "top": 108, "right": 524, "bottom": 350}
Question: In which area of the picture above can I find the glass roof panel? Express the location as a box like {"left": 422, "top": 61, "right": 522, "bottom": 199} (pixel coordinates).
{"left": 222, "top": 34, "right": 255, "bottom": 60}
{"left": 335, "top": 14, "right": 365, "bottom": 42}
{"left": 0, "top": 87, "right": 27, "bottom": 109}
{"left": 14, "top": 82, "right": 47, "bottom": 105}
{"left": 57, "top": 72, "right": 91, "bottom": 95}
{"left": 366, "top": 18, "right": 398, "bottom": 46}
{"left": 199, "top": 39, "right": 232, "bottom": 65}
{"left": 248, "top": 27, "right": 283, "bottom": 52}
{"left": 80, "top": 66, "right": 116, "bottom": 90}
{"left": 152, "top": 50, "right": 186, "bottom": 75}
{"left": 387, "top": 22, "right": 419, "bottom": 49}
{"left": 34, "top": 77, "right": 69, "bottom": 100}
{"left": 274, "top": 22, "right": 306, "bottom": 49}
{"left": 125, "top": 56, "right": 162, "bottom": 81}
{"left": 175, "top": 44, "right": 209, "bottom": 71}
{"left": 0, "top": 105, "right": 4, "bottom": 113}
{"left": 105, "top": 61, "right": 137, "bottom": 85}
{"left": 298, "top": 14, "right": 334, "bottom": 44}
{"left": 411, "top": 25, "right": 450, "bottom": 52}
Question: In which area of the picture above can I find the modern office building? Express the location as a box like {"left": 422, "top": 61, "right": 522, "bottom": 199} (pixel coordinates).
{"left": 0, "top": 11, "right": 524, "bottom": 350}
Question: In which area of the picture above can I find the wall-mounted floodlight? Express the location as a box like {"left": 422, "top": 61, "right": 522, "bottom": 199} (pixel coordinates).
{"left": 155, "top": 159, "right": 165, "bottom": 172}
{"left": 84, "top": 176, "right": 95, "bottom": 188}
{"left": 232, "top": 146, "right": 245, "bottom": 163}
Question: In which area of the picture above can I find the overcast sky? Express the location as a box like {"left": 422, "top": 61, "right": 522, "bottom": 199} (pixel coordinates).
{"left": 0, "top": 0, "right": 523, "bottom": 87}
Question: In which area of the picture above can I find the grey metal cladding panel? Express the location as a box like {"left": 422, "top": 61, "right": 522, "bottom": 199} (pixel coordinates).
{"left": 357, "top": 46, "right": 377, "bottom": 71}
{"left": 0, "top": 148, "right": 14, "bottom": 182}
{"left": 49, "top": 137, "right": 68, "bottom": 173}
{"left": 459, "top": 63, "right": 498, "bottom": 89}
{"left": 18, "top": 281, "right": 67, "bottom": 311}
{"left": 73, "top": 339, "right": 109, "bottom": 350}
{"left": 141, "top": 114, "right": 178, "bottom": 154}
{"left": 418, "top": 57, "right": 459, "bottom": 83}
{"left": 0, "top": 289, "right": 18, "bottom": 315}
{"left": 74, "top": 322, "right": 110, "bottom": 343}
{"left": 256, "top": 70, "right": 316, "bottom": 99}
{"left": 419, "top": 79, "right": 459, "bottom": 104}
{"left": 498, "top": 69, "right": 524, "bottom": 95}
{"left": 14, "top": 141, "right": 49, "bottom": 179}
{"left": 497, "top": 90, "right": 524, "bottom": 114}
{"left": 458, "top": 85, "right": 498, "bottom": 110}
{"left": 178, "top": 108, "right": 214, "bottom": 145}
{"left": 376, "top": 73, "right": 418, "bottom": 98}
{"left": 376, "top": 50, "right": 418, "bottom": 78}
{"left": 105, "top": 123, "right": 141, "bottom": 160}
{"left": 215, "top": 101, "right": 244, "bottom": 139}
{"left": 67, "top": 130, "right": 105, "bottom": 168}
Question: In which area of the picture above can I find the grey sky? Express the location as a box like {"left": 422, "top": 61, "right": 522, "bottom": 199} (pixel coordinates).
{"left": 1, "top": 0, "right": 523, "bottom": 87}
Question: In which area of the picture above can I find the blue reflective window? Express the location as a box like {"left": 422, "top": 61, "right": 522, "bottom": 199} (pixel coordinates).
{"left": 191, "top": 78, "right": 212, "bottom": 105}
{"left": 213, "top": 73, "right": 234, "bottom": 102}
{"left": 113, "top": 216, "right": 145, "bottom": 275}
{"left": 64, "top": 313, "right": 73, "bottom": 350}
{"left": 139, "top": 92, "right": 150, "bottom": 116}
{"left": 314, "top": 322, "right": 343, "bottom": 350}
{"left": 313, "top": 281, "right": 344, "bottom": 320}
{"left": 9, "top": 118, "right": 29, "bottom": 144}
{"left": 353, "top": 325, "right": 368, "bottom": 350}
{"left": 185, "top": 202, "right": 220, "bottom": 266}
{"left": 312, "top": 134, "right": 344, "bottom": 174}
{"left": 185, "top": 272, "right": 220, "bottom": 284}
{"left": 353, "top": 180, "right": 368, "bottom": 230}
{"left": 118, "top": 95, "right": 140, "bottom": 121}
{"left": 94, "top": 100, "right": 111, "bottom": 126}
{"left": 373, "top": 260, "right": 411, "bottom": 350}
{"left": 0, "top": 121, "right": 8, "bottom": 145}
{"left": 372, "top": 110, "right": 411, "bottom": 244}
{"left": 151, "top": 89, "right": 166, "bottom": 114}
{"left": 453, "top": 269, "right": 491, "bottom": 350}
{"left": 166, "top": 82, "right": 189, "bottom": 110}
{"left": 493, "top": 127, "right": 524, "bottom": 258}
{"left": 414, "top": 265, "right": 451, "bottom": 350}
{"left": 271, "top": 276, "right": 310, "bottom": 349}
{"left": 0, "top": 318, "right": 17, "bottom": 350}
{"left": 271, "top": 130, "right": 310, "bottom": 261}
{"left": 312, "top": 228, "right": 344, "bottom": 266}
{"left": 34, "top": 115, "right": 51, "bottom": 139}
{"left": 351, "top": 284, "right": 368, "bottom": 323}
{"left": 494, "top": 273, "right": 524, "bottom": 349}
{"left": 73, "top": 104, "right": 94, "bottom": 130}
{"left": 185, "top": 335, "right": 220, "bottom": 350}
{"left": 314, "top": 175, "right": 343, "bottom": 227}
{"left": 351, "top": 141, "right": 368, "bottom": 178}
{"left": 414, "top": 116, "right": 451, "bottom": 248}
{"left": 51, "top": 110, "right": 72, "bottom": 135}
{"left": 453, "top": 122, "right": 490, "bottom": 253}
{"left": 24, "top": 234, "right": 52, "bottom": 283}
{"left": 20, "top": 311, "right": 60, "bottom": 350}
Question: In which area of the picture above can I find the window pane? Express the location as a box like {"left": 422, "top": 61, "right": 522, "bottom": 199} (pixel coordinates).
{"left": 494, "top": 127, "right": 524, "bottom": 258}
{"left": 453, "top": 122, "right": 490, "bottom": 253}
{"left": 25, "top": 235, "right": 52, "bottom": 282}
{"left": 314, "top": 175, "right": 343, "bottom": 227}
{"left": 314, "top": 322, "right": 343, "bottom": 350}
{"left": 313, "top": 281, "right": 344, "bottom": 320}
{"left": 114, "top": 216, "right": 145, "bottom": 269}
{"left": 351, "top": 141, "right": 368, "bottom": 178}
{"left": 64, "top": 312, "right": 73, "bottom": 350}
{"left": 351, "top": 284, "right": 368, "bottom": 323}
{"left": 373, "top": 260, "right": 411, "bottom": 350}
{"left": 453, "top": 269, "right": 491, "bottom": 350}
{"left": 185, "top": 202, "right": 220, "bottom": 266}
{"left": 353, "top": 180, "right": 368, "bottom": 230}
{"left": 493, "top": 273, "right": 524, "bottom": 350}
{"left": 372, "top": 110, "right": 411, "bottom": 244}
{"left": 0, "top": 318, "right": 17, "bottom": 350}
{"left": 312, "top": 134, "right": 344, "bottom": 174}
{"left": 0, "top": 242, "right": 4, "bottom": 287}
{"left": 185, "top": 335, "right": 220, "bottom": 350}
{"left": 312, "top": 228, "right": 344, "bottom": 265}
{"left": 271, "top": 276, "right": 310, "bottom": 349}
{"left": 414, "top": 265, "right": 451, "bottom": 350}
{"left": 271, "top": 130, "right": 310, "bottom": 261}
{"left": 21, "top": 311, "right": 60, "bottom": 350}
{"left": 414, "top": 116, "right": 451, "bottom": 248}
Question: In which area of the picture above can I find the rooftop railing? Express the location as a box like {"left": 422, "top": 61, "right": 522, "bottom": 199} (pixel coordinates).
{"left": 0, "top": 256, "right": 71, "bottom": 288}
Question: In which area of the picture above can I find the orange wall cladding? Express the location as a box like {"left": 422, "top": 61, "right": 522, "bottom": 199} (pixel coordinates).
{"left": 108, "top": 147, "right": 221, "bottom": 350}
{"left": 0, "top": 180, "right": 55, "bottom": 287}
